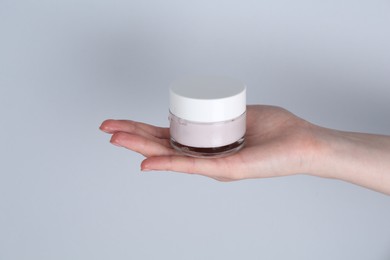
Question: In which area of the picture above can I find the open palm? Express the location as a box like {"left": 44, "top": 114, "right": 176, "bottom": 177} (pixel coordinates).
{"left": 100, "top": 105, "right": 319, "bottom": 181}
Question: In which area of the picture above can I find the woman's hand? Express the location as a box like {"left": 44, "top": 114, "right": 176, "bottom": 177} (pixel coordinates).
{"left": 99, "top": 105, "right": 320, "bottom": 181}
{"left": 100, "top": 105, "right": 390, "bottom": 195}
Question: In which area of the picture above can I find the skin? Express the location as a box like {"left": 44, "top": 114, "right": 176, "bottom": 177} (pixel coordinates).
{"left": 100, "top": 105, "right": 390, "bottom": 195}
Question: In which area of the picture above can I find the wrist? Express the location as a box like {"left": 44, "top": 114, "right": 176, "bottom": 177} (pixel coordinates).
{"left": 308, "top": 126, "right": 390, "bottom": 194}
{"left": 307, "top": 127, "right": 350, "bottom": 179}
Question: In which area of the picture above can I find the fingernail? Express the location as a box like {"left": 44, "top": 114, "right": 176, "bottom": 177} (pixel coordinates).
{"left": 141, "top": 168, "right": 152, "bottom": 172}
{"left": 99, "top": 125, "right": 112, "bottom": 133}
{"left": 110, "top": 139, "right": 122, "bottom": 147}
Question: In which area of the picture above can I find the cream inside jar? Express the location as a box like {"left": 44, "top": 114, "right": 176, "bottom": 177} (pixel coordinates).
{"left": 169, "top": 76, "right": 246, "bottom": 158}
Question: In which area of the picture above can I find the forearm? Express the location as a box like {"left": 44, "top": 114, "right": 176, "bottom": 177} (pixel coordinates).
{"left": 311, "top": 127, "right": 390, "bottom": 195}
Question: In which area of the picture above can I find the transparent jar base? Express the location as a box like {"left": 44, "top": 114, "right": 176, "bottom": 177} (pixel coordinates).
{"left": 170, "top": 136, "right": 245, "bottom": 158}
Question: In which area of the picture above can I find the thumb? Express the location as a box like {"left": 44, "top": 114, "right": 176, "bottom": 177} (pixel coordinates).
{"left": 141, "top": 155, "right": 228, "bottom": 178}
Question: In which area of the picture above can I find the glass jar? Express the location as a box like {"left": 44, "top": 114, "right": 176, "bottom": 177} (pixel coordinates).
{"left": 169, "top": 76, "right": 246, "bottom": 158}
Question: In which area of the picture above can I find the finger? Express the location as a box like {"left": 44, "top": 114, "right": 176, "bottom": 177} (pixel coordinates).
{"left": 141, "top": 155, "right": 216, "bottom": 174}
{"left": 141, "top": 155, "right": 243, "bottom": 180}
{"left": 101, "top": 119, "right": 171, "bottom": 148}
{"left": 100, "top": 119, "right": 170, "bottom": 139}
{"left": 110, "top": 132, "right": 177, "bottom": 157}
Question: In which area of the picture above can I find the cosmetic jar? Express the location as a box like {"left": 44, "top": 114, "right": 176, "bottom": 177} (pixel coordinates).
{"left": 169, "top": 76, "right": 246, "bottom": 158}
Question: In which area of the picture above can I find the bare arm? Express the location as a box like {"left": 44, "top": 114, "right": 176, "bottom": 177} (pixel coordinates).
{"left": 312, "top": 128, "right": 390, "bottom": 194}
{"left": 100, "top": 105, "right": 390, "bottom": 195}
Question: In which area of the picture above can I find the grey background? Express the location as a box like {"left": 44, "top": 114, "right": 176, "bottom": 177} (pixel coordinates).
{"left": 1, "top": 0, "right": 390, "bottom": 259}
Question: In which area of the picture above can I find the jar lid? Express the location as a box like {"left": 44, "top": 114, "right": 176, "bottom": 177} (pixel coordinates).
{"left": 169, "top": 76, "right": 246, "bottom": 123}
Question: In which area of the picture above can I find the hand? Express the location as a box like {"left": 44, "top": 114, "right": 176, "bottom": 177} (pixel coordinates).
{"left": 99, "top": 105, "right": 320, "bottom": 181}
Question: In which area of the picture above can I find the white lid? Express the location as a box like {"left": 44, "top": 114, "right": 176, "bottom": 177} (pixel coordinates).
{"left": 169, "top": 76, "right": 246, "bottom": 123}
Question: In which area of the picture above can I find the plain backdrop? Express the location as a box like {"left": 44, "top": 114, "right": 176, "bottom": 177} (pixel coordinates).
{"left": 1, "top": 0, "right": 390, "bottom": 259}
